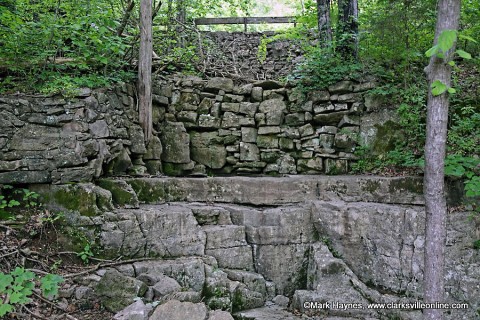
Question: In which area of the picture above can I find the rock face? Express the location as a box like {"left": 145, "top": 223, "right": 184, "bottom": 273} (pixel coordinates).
{"left": 40, "top": 176, "right": 478, "bottom": 320}
{"left": 0, "top": 75, "right": 384, "bottom": 182}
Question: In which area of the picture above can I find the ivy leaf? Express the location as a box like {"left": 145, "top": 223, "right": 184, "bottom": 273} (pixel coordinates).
{"left": 431, "top": 80, "right": 447, "bottom": 96}
{"left": 437, "top": 30, "right": 457, "bottom": 53}
{"left": 425, "top": 45, "right": 439, "bottom": 57}
{"left": 456, "top": 49, "right": 472, "bottom": 59}
{"left": 447, "top": 87, "right": 456, "bottom": 94}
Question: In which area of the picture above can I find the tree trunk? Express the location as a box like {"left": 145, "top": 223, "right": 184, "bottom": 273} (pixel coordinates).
{"left": 138, "top": 0, "right": 153, "bottom": 142}
{"left": 423, "top": 1, "right": 461, "bottom": 320}
{"left": 316, "top": 0, "right": 332, "bottom": 46}
{"left": 176, "top": 0, "right": 186, "bottom": 48}
{"left": 337, "top": 0, "right": 358, "bottom": 58}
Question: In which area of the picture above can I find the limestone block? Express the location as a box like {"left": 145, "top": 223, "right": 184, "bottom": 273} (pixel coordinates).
{"left": 224, "top": 94, "right": 244, "bottom": 103}
{"left": 308, "top": 90, "right": 330, "bottom": 103}
{"left": 203, "top": 225, "right": 247, "bottom": 249}
{"left": 328, "top": 80, "right": 354, "bottom": 94}
{"left": 284, "top": 113, "right": 305, "bottom": 126}
{"left": 313, "top": 103, "right": 335, "bottom": 114}
{"left": 298, "top": 123, "right": 314, "bottom": 137}
{"left": 177, "top": 111, "right": 198, "bottom": 124}
{"left": 221, "top": 102, "right": 240, "bottom": 113}
{"left": 313, "top": 111, "right": 349, "bottom": 126}
{"left": 149, "top": 300, "right": 207, "bottom": 320}
{"left": 221, "top": 112, "right": 241, "bottom": 128}
{"left": 254, "top": 243, "right": 310, "bottom": 296}
{"left": 339, "top": 114, "right": 360, "bottom": 127}
{"left": 324, "top": 158, "right": 349, "bottom": 174}
{"left": 96, "top": 268, "right": 148, "bottom": 312}
{"left": 239, "top": 102, "right": 259, "bottom": 117}
{"left": 251, "top": 87, "right": 263, "bottom": 102}
{"left": 297, "top": 157, "right": 323, "bottom": 173}
{"left": 198, "top": 114, "right": 221, "bottom": 129}
{"left": 233, "top": 83, "right": 253, "bottom": 95}
{"left": 239, "top": 142, "right": 260, "bottom": 161}
{"left": 133, "top": 258, "right": 206, "bottom": 292}
{"left": 198, "top": 97, "right": 214, "bottom": 114}
{"left": 205, "top": 78, "right": 234, "bottom": 93}
{"left": 206, "top": 246, "right": 254, "bottom": 271}
{"left": 152, "top": 275, "right": 182, "bottom": 299}
{"left": 143, "top": 136, "right": 163, "bottom": 160}
{"left": 208, "top": 310, "right": 234, "bottom": 320}
{"left": 253, "top": 80, "right": 283, "bottom": 90}
{"left": 191, "top": 206, "right": 232, "bottom": 225}
{"left": 191, "top": 132, "right": 227, "bottom": 169}
{"left": 257, "top": 135, "right": 278, "bottom": 149}
{"left": 241, "top": 127, "right": 258, "bottom": 143}
{"left": 160, "top": 122, "right": 190, "bottom": 164}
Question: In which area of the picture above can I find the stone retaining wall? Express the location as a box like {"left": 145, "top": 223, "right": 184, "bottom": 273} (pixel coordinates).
{"left": 0, "top": 84, "right": 152, "bottom": 184}
{"left": 201, "top": 31, "right": 303, "bottom": 80}
{"left": 0, "top": 75, "right": 380, "bottom": 184}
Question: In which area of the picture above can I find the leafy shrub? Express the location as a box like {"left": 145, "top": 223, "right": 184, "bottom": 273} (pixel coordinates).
{"left": 0, "top": 267, "right": 63, "bottom": 317}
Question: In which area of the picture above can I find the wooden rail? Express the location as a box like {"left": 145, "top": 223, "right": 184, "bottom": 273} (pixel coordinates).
{"left": 194, "top": 16, "right": 297, "bottom": 31}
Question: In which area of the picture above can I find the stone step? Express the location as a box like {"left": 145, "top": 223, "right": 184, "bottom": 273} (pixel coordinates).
{"left": 97, "top": 175, "right": 425, "bottom": 207}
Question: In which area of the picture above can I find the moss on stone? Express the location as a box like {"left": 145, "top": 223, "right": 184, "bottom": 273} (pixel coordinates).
{"left": 97, "top": 179, "right": 138, "bottom": 208}
{"left": 362, "top": 180, "right": 381, "bottom": 193}
{"left": 126, "top": 179, "right": 166, "bottom": 203}
{"left": 53, "top": 185, "right": 99, "bottom": 216}
{"left": 372, "top": 120, "right": 404, "bottom": 154}
{"left": 162, "top": 162, "right": 185, "bottom": 176}
{"left": 389, "top": 177, "right": 423, "bottom": 194}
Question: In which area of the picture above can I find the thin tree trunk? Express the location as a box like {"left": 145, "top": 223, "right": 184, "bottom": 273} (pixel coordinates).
{"left": 176, "top": 0, "right": 186, "bottom": 48}
{"left": 337, "top": 0, "right": 359, "bottom": 58}
{"left": 138, "top": 0, "right": 153, "bottom": 142}
{"left": 117, "top": 0, "right": 136, "bottom": 37}
{"left": 423, "top": 1, "right": 461, "bottom": 320}
{"left": 316, "top": 0, "right": 332, "bottom": 46}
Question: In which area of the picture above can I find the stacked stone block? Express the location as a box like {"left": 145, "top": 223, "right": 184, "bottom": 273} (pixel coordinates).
{"left": 154, "top": 75, "right": 372, "bottom": 176}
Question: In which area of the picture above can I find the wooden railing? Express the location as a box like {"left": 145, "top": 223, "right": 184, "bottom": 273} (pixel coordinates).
{"left": 194, "top": 16, "right": 297, "bottom": 31}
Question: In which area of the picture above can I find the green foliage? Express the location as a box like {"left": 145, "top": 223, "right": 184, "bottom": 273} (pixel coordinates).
{"left": 77, "top": 243, "right": 94, "bottom": 264}
{"left": 445, "top": 155, "right": 480, "bottom": 201}
{"left": 287, "top": 47, "right": 362, "bottom": 92}
{"left": 473, "top": 239, "right": 480, "bottom": 250}
{"left": 0, "top": 185, "right": 41, "bottom": 219}
{"left": 0, "top": 0, "right": 133, "bottom": 94}
{"left": 0, "top": 267, "right": 63, "bottom": 317}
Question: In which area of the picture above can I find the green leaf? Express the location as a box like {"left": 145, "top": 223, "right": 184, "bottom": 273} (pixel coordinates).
{"left": 438, "top": 30, "right": 457, "bottom": 53}
{"left": 448, "top": 61, "right": 456, "bottom": 66}
{"left": 0, "top": 273, "right": 13, "bottom": 292}
{"left": 447, "top": 87, "right": 456, "bottom": 94}
{"left": 431, "top": 80, "right": 448, "bottom": 96}
{"left": 9, "top": 291, "right": 24, "bottom": 304}
{"left": 459, "top": 34, "right": 478, "bottom": 43}
{"left": 425, "top": 45, "right": 439, "bottom": 57}
{"left": 456, "top": 49, "right": 472, "bottom": 59}
{"left": 0, "top": 304, "right": 13, "bottom": 317}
